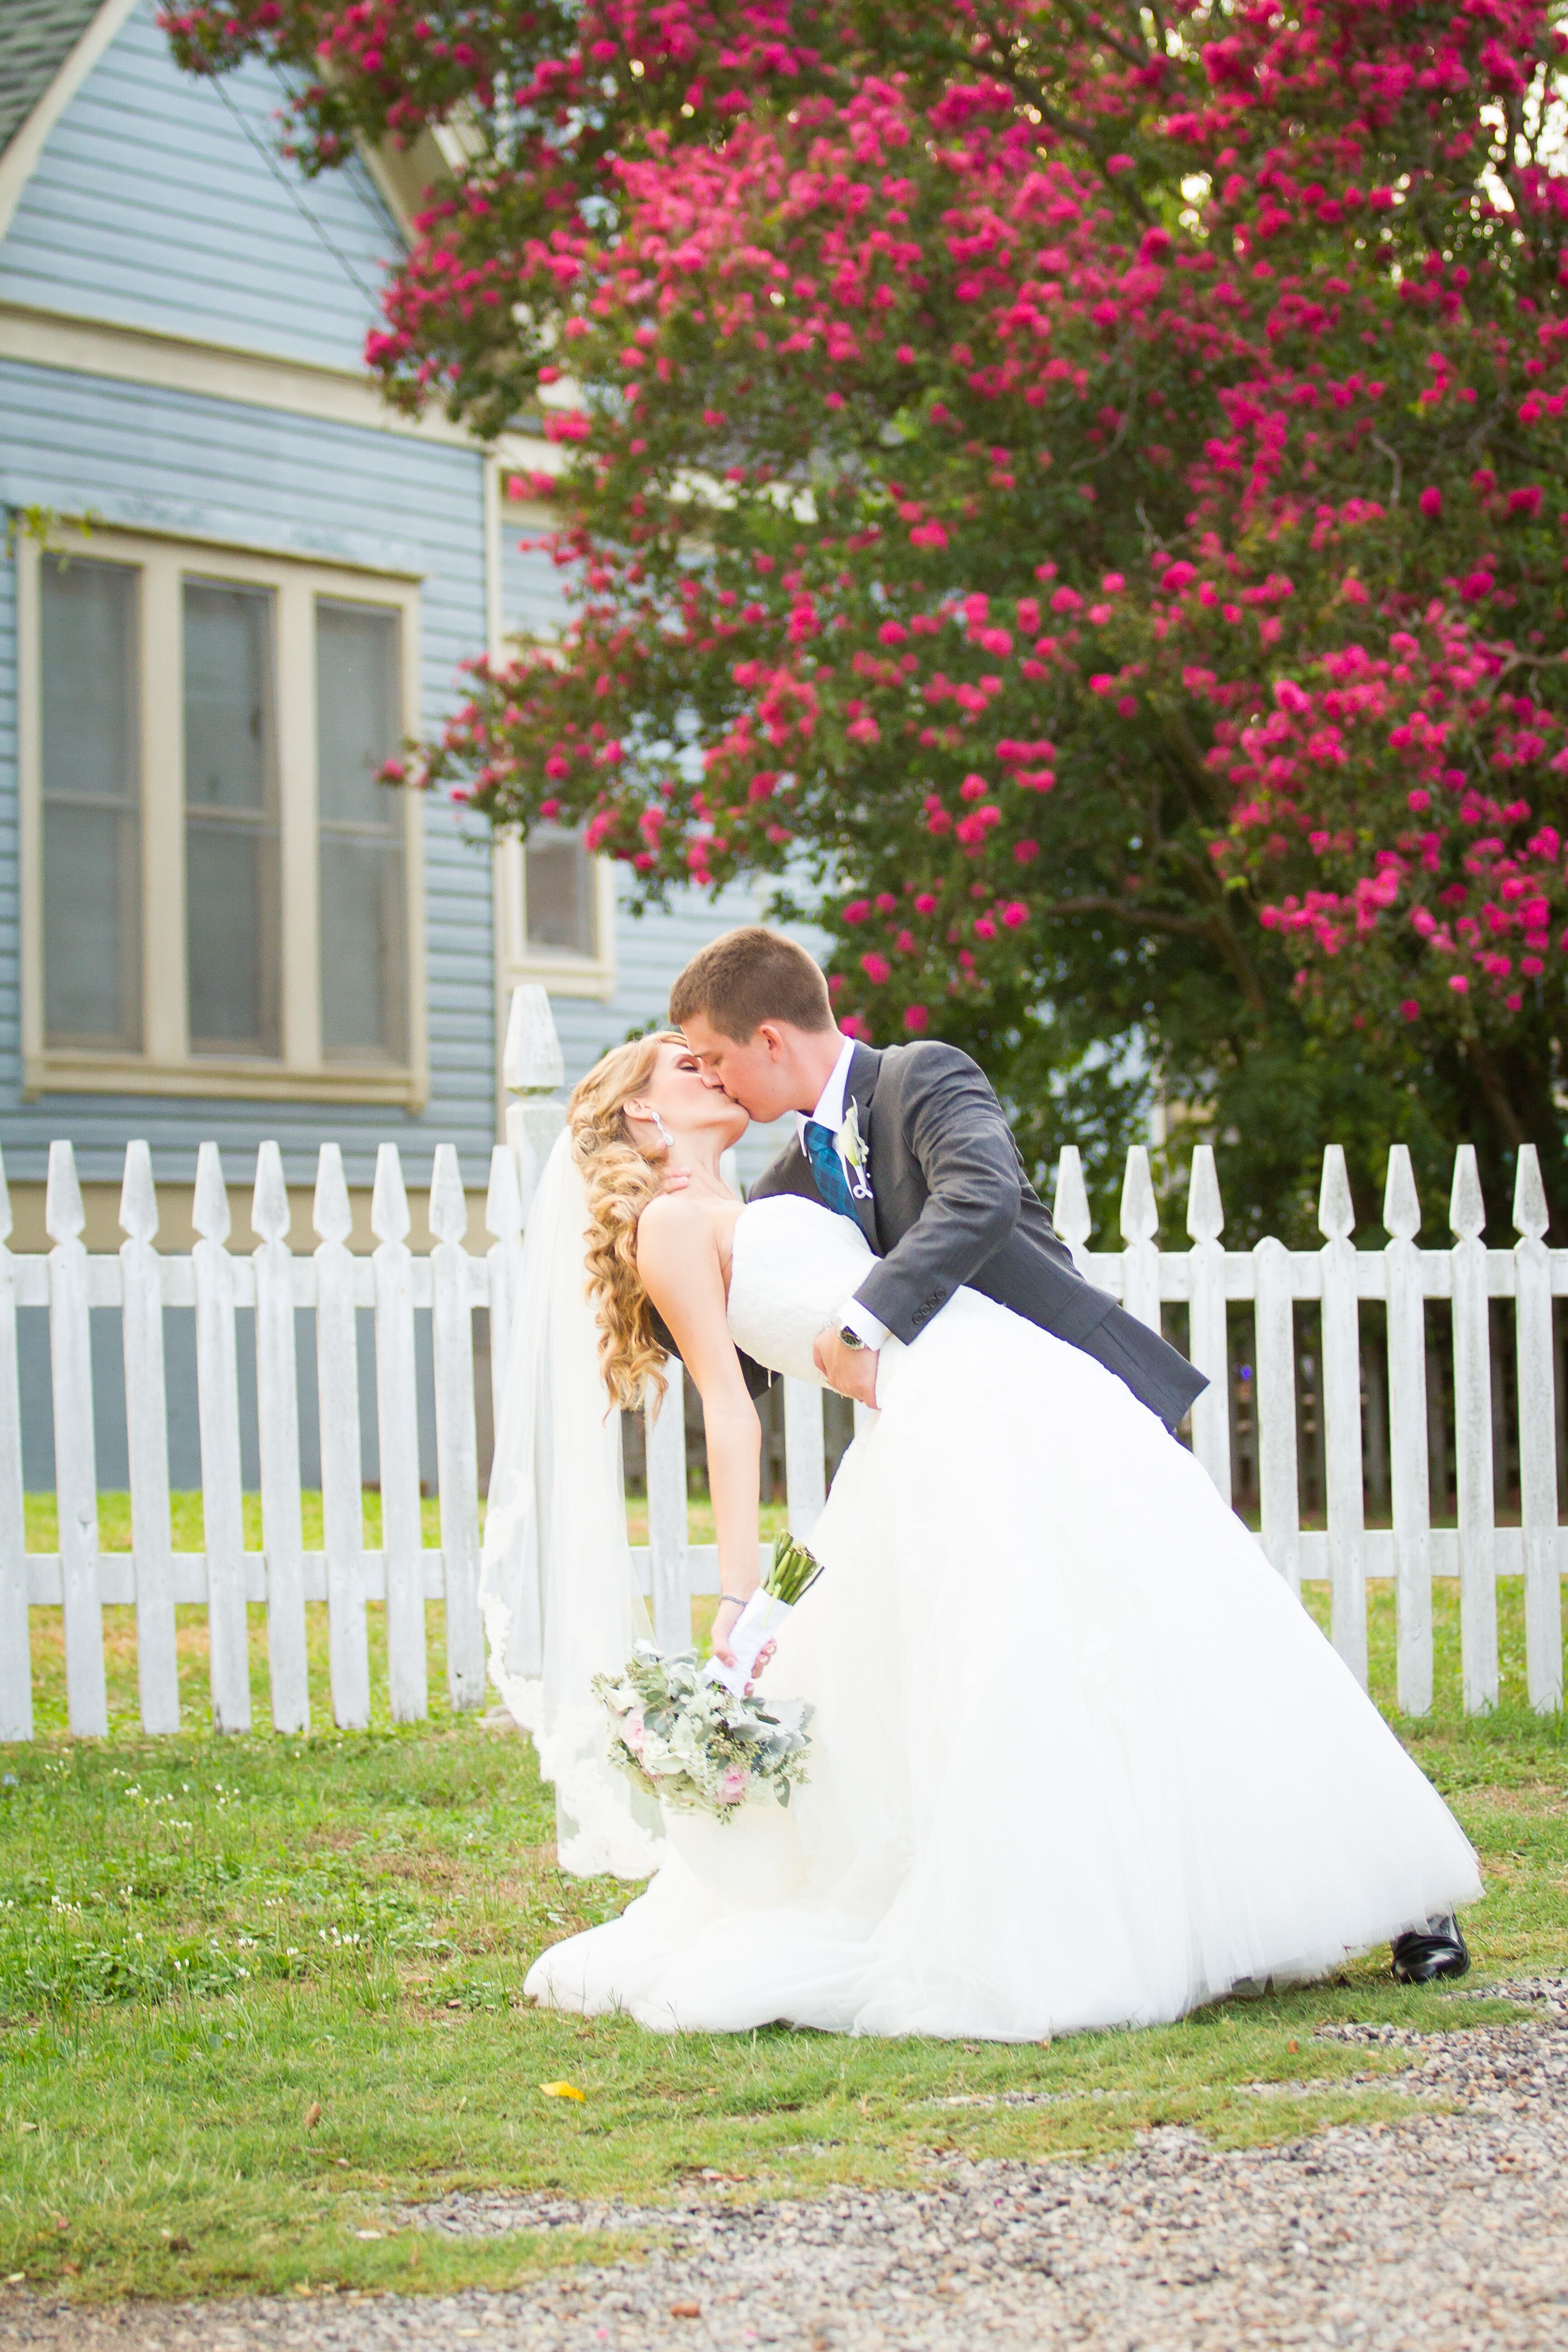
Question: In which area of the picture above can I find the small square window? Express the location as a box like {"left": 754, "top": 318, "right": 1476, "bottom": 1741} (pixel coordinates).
{"left": 525, "top": 824, "right": 598, "bottom": 958}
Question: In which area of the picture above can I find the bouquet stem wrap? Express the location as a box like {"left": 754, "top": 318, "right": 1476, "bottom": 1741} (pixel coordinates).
{"left": 706, "top": 1588, "right": 792, "bottom": 1697}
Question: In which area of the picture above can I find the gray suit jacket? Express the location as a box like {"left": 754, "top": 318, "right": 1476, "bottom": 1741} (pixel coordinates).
{"left": 751, "top": 1040, "right": 1207, "bottom": 1430}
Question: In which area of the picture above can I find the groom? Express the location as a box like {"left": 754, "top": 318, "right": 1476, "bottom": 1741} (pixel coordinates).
{"left": 668, "top": 924, "right": 1206, "bottom": 1428}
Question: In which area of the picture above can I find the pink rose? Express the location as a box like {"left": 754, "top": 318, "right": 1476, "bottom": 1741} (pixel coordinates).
{"left": 716, "top": 1766, "right": 749, "bottom": 1806}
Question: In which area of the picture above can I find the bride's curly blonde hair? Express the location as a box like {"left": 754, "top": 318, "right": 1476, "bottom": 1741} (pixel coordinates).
{"left": 569, "top": 1032, "right": 684, "bottom": 1410}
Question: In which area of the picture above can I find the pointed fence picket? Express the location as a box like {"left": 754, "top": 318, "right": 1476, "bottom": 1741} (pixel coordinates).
{"left": 251, "top": 1142, "right": 309, "bottom": 1738}
{"left": 0, "top": 1155, "right": 30, "bottom": 1744}
{"left": 6, "top": 986, "right": 1568, "bottom": 1743}
{"left": 372, "top": 1144, "right": 427, "bottom": 1728}
{"left": 192, "top": 1144, "right": 250, "bottom": 1736}
{"left": 121, "top": 1142, "right": 179, "bottom": 1738}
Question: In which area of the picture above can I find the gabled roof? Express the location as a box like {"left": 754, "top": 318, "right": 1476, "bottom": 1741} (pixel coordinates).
{"left": 0, "top": 0, "right": 105, "bottom": 157}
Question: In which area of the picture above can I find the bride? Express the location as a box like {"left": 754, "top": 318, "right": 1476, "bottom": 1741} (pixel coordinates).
{"left": 482, "top": 1026, "right": 1479, "bottom": 2042}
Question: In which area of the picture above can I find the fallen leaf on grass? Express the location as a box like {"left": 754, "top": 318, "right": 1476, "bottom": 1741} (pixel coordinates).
{"left": 304, "top": 2102, "right": 322, "bottom": 2131}
{"left": 539, "top": 2080, "right": 586, "bottom": 2101}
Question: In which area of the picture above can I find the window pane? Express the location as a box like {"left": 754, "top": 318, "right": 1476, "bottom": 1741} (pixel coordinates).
{"left": 320, "top": 840, "right": 408, "bottom": 1062}
{"left": 316, "top": 599, "right": 407, "bottom": 1061}
{"left": 186, "top": 825, "right": 279, "bottom": 1053}
{"left": 316, "top": 600, "right": 399, "bottom": 824}
{"left": 525, "top": 826, "right": 597, "bottom": 956}
{"left": 184, "top": 581, "right": 273, "bottom": 813}
{"left": 39, "top": 556, "right": 141, "bottom": 1049}
{"left": 184, "top": 580, "right": 279, "bottom": 1054}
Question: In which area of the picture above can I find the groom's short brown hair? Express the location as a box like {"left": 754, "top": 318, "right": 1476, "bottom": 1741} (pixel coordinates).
{"left": 668, "top": 926, "right": 833, "bottom": 1041}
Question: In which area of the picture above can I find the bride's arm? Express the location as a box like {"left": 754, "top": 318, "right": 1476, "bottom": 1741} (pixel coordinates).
{"left": 637, "top": 1198, "right": 760, "bottom": 1668}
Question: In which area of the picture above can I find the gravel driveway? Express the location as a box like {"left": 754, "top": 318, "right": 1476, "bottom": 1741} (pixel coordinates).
{"left": 6, "top": 1982, "right": 1568, "bottom": 2352}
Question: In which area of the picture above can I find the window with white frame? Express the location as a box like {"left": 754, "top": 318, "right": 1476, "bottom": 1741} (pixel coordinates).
{"left": 495, "top": 820, "right": 617, "bottom": 999}
{"left": 22, "top": 529, "right": 424, "bottom": 1103}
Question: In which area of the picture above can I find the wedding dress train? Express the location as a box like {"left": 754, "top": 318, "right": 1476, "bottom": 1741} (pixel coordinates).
{"left": 524, "top": 1196, "right": 1480, "bottom": 2040}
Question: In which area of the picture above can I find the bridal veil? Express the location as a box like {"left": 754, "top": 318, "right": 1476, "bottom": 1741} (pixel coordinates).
{"left": 479, "top": 1128, "right": 663, "bottom": 1877}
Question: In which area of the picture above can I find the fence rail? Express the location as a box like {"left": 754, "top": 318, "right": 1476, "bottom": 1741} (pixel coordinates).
{"left": 3, "top": 990, "right": 1565, "bottom": 1739}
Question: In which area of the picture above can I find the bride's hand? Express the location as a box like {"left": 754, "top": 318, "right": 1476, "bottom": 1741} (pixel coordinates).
{"left": 711, "top": 1596, "right": 744, "bottom": 1667}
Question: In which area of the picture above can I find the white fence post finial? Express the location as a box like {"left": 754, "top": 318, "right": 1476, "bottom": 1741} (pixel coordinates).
{"left": 46, "top": 1138, "right": 86, "bottom": 1244}
{"left": 372, "top": 1140, "right": 412, "bottom": 1244}
{"left": 1513, "top": 1142, "right": 1548, "bottom": 1244}
{"left": 1450, "top": 1143, "right": 1486, "bottom": 1242}
{"left": 1185, "top": 1145, "right": 1224, "bottom": 1245}
{"left": 192, "top": 1140, "right": 231, "bottom": 1245}
{"left": 1382, "top": 1142, "right": 1421, "bottom": 1245}
{"left": 250, "top": 1138, "right": 291, "bottom": 1246}
{"left": 312, "top": 1143, "right": 354, "bottom": 1247}
{"left": 119, "top": 1139, "right": 158, "bottom": 1245}
{"left": 1053, "top": 1146, "right": 1093, "bottom": 1273}
{"left": 503, "top": 983, "right": 568, "bottom": 1219}
{"left": 429, "top": 1142, "right": 471, "bottom": 1247}
{"left": 1512, "top": 1143, "right": 1561, "bottom": 1712}
{"left": 1120, "top": 1145, "right": 1158, "bottom": 1244}
{"left": 1317, "top": 1143, "right": 1355, "bottom": 1243}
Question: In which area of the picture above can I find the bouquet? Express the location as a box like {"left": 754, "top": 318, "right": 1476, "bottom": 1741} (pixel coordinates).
{"left": 593, "top": 1533, "right": 825, "bottom": 1823}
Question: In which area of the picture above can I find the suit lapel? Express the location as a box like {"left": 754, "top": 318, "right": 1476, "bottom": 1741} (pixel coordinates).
{"left": 843, "top": 1043, "right": 882, "bottom": 1248}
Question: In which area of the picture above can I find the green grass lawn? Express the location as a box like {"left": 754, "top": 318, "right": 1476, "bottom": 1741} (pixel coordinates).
{"left": 3, "top": 1510, "right": 1565, "bottom": 2306}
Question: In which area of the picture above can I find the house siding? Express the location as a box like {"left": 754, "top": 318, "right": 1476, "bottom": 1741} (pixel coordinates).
{"left": 0, "top": 0, "right": 394, "bottom": 373}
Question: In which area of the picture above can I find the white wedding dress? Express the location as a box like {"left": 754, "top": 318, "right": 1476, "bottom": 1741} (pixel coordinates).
{"left": 524, "top": 1195, "right": 1480, "bottom": 2040}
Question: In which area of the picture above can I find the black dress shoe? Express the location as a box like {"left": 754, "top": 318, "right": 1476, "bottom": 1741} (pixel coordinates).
{"left": 1390, "top": 1914, "right": 1470, "bottom": 1984}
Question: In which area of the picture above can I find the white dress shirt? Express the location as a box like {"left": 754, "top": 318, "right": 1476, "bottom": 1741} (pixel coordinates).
{"left": 797, "top": 1036, "right": 890, "bottom": 1350}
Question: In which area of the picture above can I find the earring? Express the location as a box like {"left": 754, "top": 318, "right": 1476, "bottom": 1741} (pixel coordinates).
{"left": 652, "top": 1110, "right": 676, "bottom": 1150}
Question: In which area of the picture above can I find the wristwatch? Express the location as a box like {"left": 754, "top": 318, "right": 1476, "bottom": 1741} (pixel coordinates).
{"left": 838, "top": 1325, "right": 867, "bottom": 1350}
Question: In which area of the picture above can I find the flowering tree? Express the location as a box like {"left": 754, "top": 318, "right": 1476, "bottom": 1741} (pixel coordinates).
{"left": 167, "top": 0, "right": 1568, "bottom": 1230}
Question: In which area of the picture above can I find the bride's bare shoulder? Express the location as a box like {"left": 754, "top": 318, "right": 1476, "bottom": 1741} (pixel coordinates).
{"left": 636, "top": 1191, "right": 720, "bottom": 1257}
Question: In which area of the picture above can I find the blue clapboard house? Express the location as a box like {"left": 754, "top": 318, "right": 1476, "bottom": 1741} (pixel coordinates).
{"left": 0, "top": 0, "right": 773, "bottom": 1485}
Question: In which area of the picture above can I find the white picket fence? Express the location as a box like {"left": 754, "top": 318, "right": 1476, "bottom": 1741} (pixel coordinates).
{"left": 2, "top": 986, "right": 1564, "bottom": 1739}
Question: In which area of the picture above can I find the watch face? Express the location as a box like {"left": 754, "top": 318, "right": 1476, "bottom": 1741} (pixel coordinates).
{"left": 838, "top": 1326, "right": 865, "bottom": 1349}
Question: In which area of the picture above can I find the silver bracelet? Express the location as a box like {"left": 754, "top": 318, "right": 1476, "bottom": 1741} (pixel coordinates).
{"left": 718, "top": 1593, "right": 750, "bottom": 1607}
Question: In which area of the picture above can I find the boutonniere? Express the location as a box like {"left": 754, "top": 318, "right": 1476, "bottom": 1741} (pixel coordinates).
{"left": 841, "top": 1103, "right": 873, "bottom": 1199}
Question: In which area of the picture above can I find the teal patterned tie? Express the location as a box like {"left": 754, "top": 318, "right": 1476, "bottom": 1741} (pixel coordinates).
{"left": 803, "top": 1120, "right": 858, "bottom": 1222}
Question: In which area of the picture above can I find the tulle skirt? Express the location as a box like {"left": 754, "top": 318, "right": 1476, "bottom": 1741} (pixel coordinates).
{"left": 526, "top": 1292, "right": 1480, "bottom": 2039}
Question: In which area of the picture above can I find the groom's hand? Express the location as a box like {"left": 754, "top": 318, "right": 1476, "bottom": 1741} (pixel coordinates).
{"left": 813, "top": 1325, "right": 878, "bottom": 1408}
